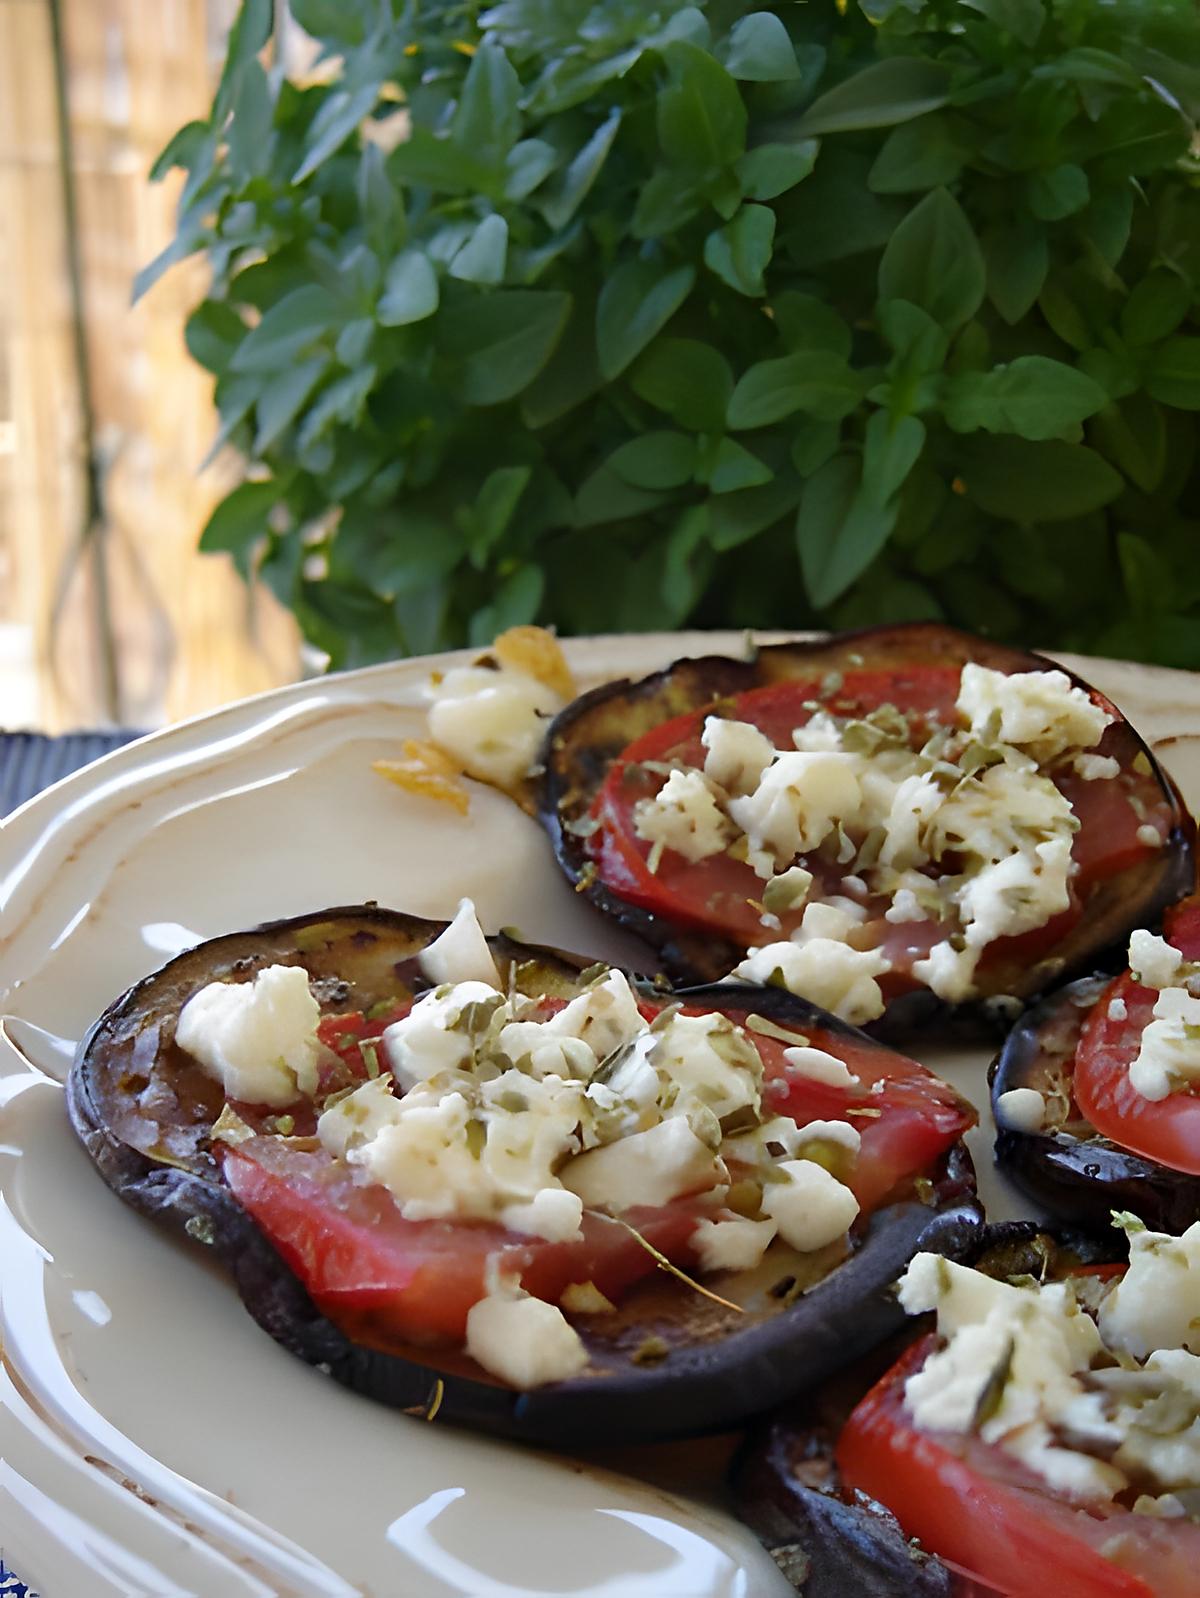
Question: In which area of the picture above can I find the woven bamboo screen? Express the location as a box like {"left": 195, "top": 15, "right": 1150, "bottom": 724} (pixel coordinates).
{"left": 0, "top": 0, "right": 301, "bottom": 733}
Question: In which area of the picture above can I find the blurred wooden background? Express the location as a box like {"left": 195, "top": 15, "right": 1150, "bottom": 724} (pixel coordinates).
{"left": 0, "top": 0, "right": 302, "bottom": 733}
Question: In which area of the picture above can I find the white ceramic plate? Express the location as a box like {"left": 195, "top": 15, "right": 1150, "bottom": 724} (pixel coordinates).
{"left": 3, "top": 633, "right": 1199, "bottom": 1598}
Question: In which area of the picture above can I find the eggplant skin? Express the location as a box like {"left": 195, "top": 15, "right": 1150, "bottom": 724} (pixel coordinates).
{"left": 732, "top": 1224, "right": 1125, "bottom": 1596}
{"left": 67, "top": 906, "right": 984, "bottom": 1448}
{"left": 539, "top": 622, "right": 1194, "bottom": 1040}
{"left": 992, "top": 976, "right": 1200, "bottom": 1234}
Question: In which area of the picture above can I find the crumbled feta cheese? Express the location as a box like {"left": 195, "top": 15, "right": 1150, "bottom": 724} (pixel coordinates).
{"left": 633, "top": 768, "right": 731, "bottom": 862}
{"left": 544, "top": 970, "right": 646, "bottom": 1062}
{"left": 995, "top": 1087, "right": 1046, "bottom": 1133}
{"left": 1101, "top": 1223, "right": 1200, "bottom": 1359}
{"left": 791, "top": 712, "right": 843, "bottom": 752}
{"left": 465, "top": 1292, "right": 588, "bottom": 1388}
{"left": 651, "top": 1011, "right": 762, "bottom": 1120}
{"left": 495, "top": 1019, "right": 595, "bottom": 1081}
{"left": 176, "top": 964, "right": 321, "bottom": 1107}
{"left": 499, "top": 1187, "right": 584, "bottom": 1243}
{"left": 419, "top": 898, "right": 501, "bottom": 987}
{"left": 1138, "top": 824, "right": 1164, "bottom": 848}
{"left": 877, "top": 774, "right": 943, "bottom": 872}
{"left": 1129, "top": 986, "right": 1200, "bottom": 1101}
{"left": 1129, "top": 929, "right": 1184, "bottom": 989}
{"left": 1074, "top": 753, "right": 1120, "bottom": 782}
{"left": 957, "top": 664, "right": 1112, "bottom": 760}
{"left": 732, "top": 938, "right": 889, "bottom": 1025}
{"left": 796, "top": 1119, "right": 861, "bottom": 1156}
{"left": 885, "top": 886, "right": 927, "bottom": 924}
{"left": 382, "top": 980, "right": 505, "bottom": 1089}
{"left": 701, "top": 716, "right": 774, "bottom": 796}
{"left": 781, "top": 1045, "right": 859, "bottom": 1090}
{"left": 761, "top": 865, "right": 814, "bottom": 915}
{"left": 428, "top": 664, "right": 561, "bottom": 789}
{"left": 795, "top": 899, "right": 867, "bottom": 940}
{"left": 760, "top": 1160, "right": 859, "bottom": 1252}
{"left": 1109, "top": 996, "right": 1128, "bottom": 1022}
{"left": 911, "top": 939, "right": 977, "bottom": 1005}
{"left": 316, "top": 1075, "right": 404, "bottom": 1158}
{"left": 692, "top": 1216, "right": 778, "bottom": 1273}
{"left": 561, "top": 1115, "right": 724, "bottom": 1210}
{"left": 727, "top": 751, "right": 862, "bottom": 871}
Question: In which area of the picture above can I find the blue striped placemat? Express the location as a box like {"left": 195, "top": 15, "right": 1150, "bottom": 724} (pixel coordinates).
{"left": 0, "top": 730, "right": 145, "bottom": 817}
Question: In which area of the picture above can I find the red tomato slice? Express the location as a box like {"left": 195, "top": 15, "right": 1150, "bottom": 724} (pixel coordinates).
{"left": 224, "top": 1136, "right": 700, "bottom": 1348}
{"left": 590, "top": 671, "right": 1167, "bottom": 988}
{"left": 1072, "top": 895, "right": 1200, "bottom": 1176}
{"left": 837, "top": 1334, "right": 1200, "bottom": 1598}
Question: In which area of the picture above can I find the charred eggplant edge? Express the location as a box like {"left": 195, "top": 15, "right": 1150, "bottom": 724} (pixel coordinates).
{"left": 991, "top": 975, "right": 1200, "bottom": 1235}
{"left": 731, "top": 1221, "right": 1127, "bottom": 1597}
{"left": 538, "top": 621, "right": 1194, "bottom": 1040}
{"left": 67, "top": 904, "right": 982, "bottom": 1447}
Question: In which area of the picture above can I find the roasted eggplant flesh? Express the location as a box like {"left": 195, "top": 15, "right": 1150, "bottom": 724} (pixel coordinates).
{"left": 732, "top": 1225, "right": 1125, "bottom": 1596}
{"left": 68, "top": 907, "right": 983, "bottom": 1446}
{"left": 540, "top": 622, "right": 1193, "bottom": 1032}
{"left": 992, "top": 976, "right": 1200, "bottom": 1234}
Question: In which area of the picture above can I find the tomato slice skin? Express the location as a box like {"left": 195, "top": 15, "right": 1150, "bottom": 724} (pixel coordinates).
{"left": 224, "top": 1137, "right": 700, "bottom": 1348}
{"left": 1073, "top": 896, "right": 1200, "bottom": 1177}
{"left": 837, "top": 1335, "right": 1200, "bottom": 1598}
{"left": 590, "top": 670, "right": 1167, "bottom": 986}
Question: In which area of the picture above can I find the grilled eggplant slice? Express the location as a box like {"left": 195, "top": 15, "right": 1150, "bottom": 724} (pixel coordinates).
{"left": 540, "top": 623, "right": 1193, "bottom": 1037}
{"left": 732, "top": 1224, "right": 1125, "bottom": 1595}
{"left": 68, "top": 906, "right": 982, "bottom": 1446}
{"left": 994, "top": 891, "right": 1200, "bottom": 1232}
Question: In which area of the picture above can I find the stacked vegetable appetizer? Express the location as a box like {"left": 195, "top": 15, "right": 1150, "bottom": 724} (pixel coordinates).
{"left": 67, "top": 622, "right": 1200, "bottom": 1592}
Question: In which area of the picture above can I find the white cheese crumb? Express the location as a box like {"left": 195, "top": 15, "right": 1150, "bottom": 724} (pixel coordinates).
{"left": 781, "top": 1045, "right": 860, "bottom": 1090}
{"left": 382, "top": 980, "right": 503, "bottom": 1088}
{"left": 701, "top": 716, "right": 774, "bottom": 796}
{"left": 316, "top": 1075, "right": 404, "bottom": 1158}
{"left": 732, "top": 938, "right": 889, "bottom": 1025}
{"left": 692, "top": 1216, "right": 778, "bottom": 1273}
{"left": 1129, "top": 986, "right": 1200, "bottom": 1101}
{"left": 650, "top": 1010, "right": 762, "bottom": 1120}
{"left": 759, "top": 1160, "right": 859, "bottom": 1252}
{"left": 428, "top": 665, "right": 561, "bottom": 788}
{"left": 1100, "top": 1222, "right": 1200, "bottom": 1360}
{"left": 544, "top": 969, "right": 646, "bottom": 1061}
{"left": 1109, "top": 996, "right": 1128, "bottom": 1022}
{"left": 796, "top": 1118, "right": 862, "bottom": 1156}
{"left": 957, "top": 663, "right": 1112, "bottom": 759}
{"left": 1138, "top": 824, "right": 1164, "bottom": 848}
{"left": 727, "top": 751, "right": 862, "bottom": 871}
{"left": 176, "top": 964, "right": 321, "bottom": 1107}
{"left": 465, "top": 1292, "right": 589, "bottom": 1388}
{"left": 633, "top": 768, "right": 731, "bottom": 862}
{"left": 995, "top": 1087, "right": 1046, "bottom": 1134}
{"left": 1074, "top": 753, "right": 1120, "bottom": 781}
{"left": 419, "top": 898, "right": 501, "bottom": 988}
{"left": 561, "top": 1116, "right": 724, "bottom": 1210}
{"left": 1129, "top": 929, "right": 1183, "bottom": 989}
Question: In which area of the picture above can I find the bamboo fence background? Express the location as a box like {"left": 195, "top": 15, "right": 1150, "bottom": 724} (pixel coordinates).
{"left": 0, "top": 0, "right": 302, "bottom": 734}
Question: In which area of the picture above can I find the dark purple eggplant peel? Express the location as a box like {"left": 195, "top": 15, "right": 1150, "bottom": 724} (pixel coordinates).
{"left": 67, "top": 905, "right": 983, "bottom": 1447}
{"left": 538, "top": 623, "right": 1194, "bottom": 1039}
{"left": 731, "top": 1224, "right": 1125, "bottom": 1596}
{"left": 991, "top": 976, "right": 1200, "bottom": 1234}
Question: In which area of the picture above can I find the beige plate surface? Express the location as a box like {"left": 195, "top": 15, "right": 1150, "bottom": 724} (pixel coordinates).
{"left": 3, "top": 632, "right": 1200, "bottom": 1597}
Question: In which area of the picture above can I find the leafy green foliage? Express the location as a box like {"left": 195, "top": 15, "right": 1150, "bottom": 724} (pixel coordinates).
{"left": 151, "top": 0, "right": 1200, "bottom": 668}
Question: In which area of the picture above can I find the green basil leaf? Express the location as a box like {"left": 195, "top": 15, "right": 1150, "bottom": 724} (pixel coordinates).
{"left": 1145, "top": 338, "right": 1200, "bottom": 411}
{"left": 773, "top": 291, "right": 852, "bottom": 358}
{"left": 469, "top": 466, "right": 533, "bottom": 565}
{"left": 387, "top": 128, "right": 499, "bottom": 194}
{"left": 868, "top": 113, "right": 971, "bottom": 194}
{"left": 452, "top": 39, "right": 521, "bottom": 157}
{"left": 708, "top": 437, "right": 774, "bottom": 493}
{"left": 377, "top": 251, "right": 440, "bottom": 326}
{"left": 983, "top": 223, "right": 1048, "bottom": 325}
{"left": 861, "top": 412, "right": 926, "bottom": 506}
{"left": 792, "top": 57, "right": 952, "bottom": 136}
{"left": 574, "top": 462, "right": 671, "bottom": 527}
{"left": 596, "top": 260, "right": 695, "bottom": 379}
{"left": 185, "top": 302, "right": 247, "bottom": 374}
{"left": 959, "top": 436, "right": 1123, "bottom": 520}
{"left": 735, "top": 140, "right": 819, "bottom": 201}
{"left": 293, "top": 82, "right": 379, "bottom": 185}
{"left": 1090, "top": 395, "right": 1167, "bottom": 495}
{"left": 228, "top": 59, "right": 274, "bottom": 179}
{"left": 199, "top": 479, "right": 278, "bottom": 576}
{"left": 961, "top": 0, "right": 1045, "bottom": 47}
{"left": 631, "top": 338, "right": 734, "bottom": 432}
{"left": 442, "top": 289, "right": 571, "bottom": 405}
{"left": 723, "top": 13, "right": 800, "bottom": 82}
{"left": 944, "top": 357, "right": 1108, "bottom": 441}
{"left": 449, "top": 215, "right": 509, "bottom": 286}
{"left": 335, "top": 318, "right": 374, "bottom": 367}
{"left": 1120, "top": 270, "right": 1193, "bottom": 347}
{"left": 214, "top": 0, "right": 272, "bottom": 124}
{"left": 608, "top": 431, "right": 698, "bottom": 490}
{"left": 704, "top": 204, "right": 775, "bottom": 297}
{"left": 252, "top": 356, "right": 329, "bottom": 455}
{"left": 524, "top": 46, "right": 642, "bottom": 119}
{"left": 879, "top": 299, "right": 949, "bottom": 372}
{"left": 538, "top": 109, "right": 621, "bottom": 229}
{"left": 658, "top": 41, "right": 747, "bottom": 171}
{"left": 288, "top": 0, "right": 367, "bottom": 43}
{"left": 148, "top": 120, "right": 211, "bottom": 182}
{"left": 878, "top": 187, "right": 985, "bottom": 332}
{"left": 231, "top": 284, "right": 343, "bottom": 371}
{"left": 661, "top": 505, "right": 712, "bottom": 621}
{"left": 728, "top": 351, "right": 864, "bottom": 428}
{"left": 1027, "top": 163, "right": 1090, "bottom": 222}
{"left": 789, "top": 418, "right": 841, "bottom": 477}
{"left": 709, "top": 474, "right": 803, "bottom": 550}
{"left": 504, "top": 138, "right": 558, "bottom": 201}
{"left": 470, "top": 566, "right": 545, "bottom": 644}
{"left": 358, "top": 143, "right": 406, "bottom": 254}
{"left": 1080, "top": 183, "right": 1134, "bottom": 269}
{"left": 797, "top": 455, "right": 898, "bottom": 606}
{"left": 296, "top": 366, "right": 376, "bottom": 451}
{"left": 631, "top": 169, "right": 708, "bottom": 240}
